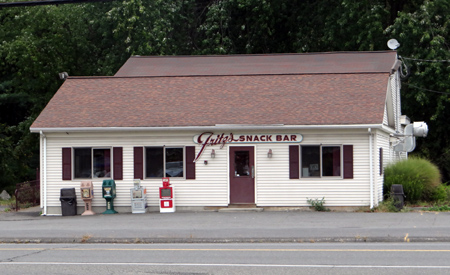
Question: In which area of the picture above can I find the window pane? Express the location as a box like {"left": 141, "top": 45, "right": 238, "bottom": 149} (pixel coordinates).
{"left": 166, "top": 148, "right": 184, "bottom": 177}
{"left": 146, "top": 147, "right": 164, "bottom": 178}
{"left": 234, "top": 151, "right": 250, "bottom": 177}
{"left": 93, "top": 149, "right": 111, "bottom": 178}
{"left": 301, "top": 146, "right": 320, "bottom": 177}
{"left": 322, "top": 146, "right": 341, "bottom": 176}
{"left": 74, "top": 148, "right": 91, "bottom": 179}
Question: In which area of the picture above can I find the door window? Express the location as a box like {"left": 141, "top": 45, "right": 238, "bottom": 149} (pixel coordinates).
{"left": 234, "top": 151, "right": 250, "bottom": 177}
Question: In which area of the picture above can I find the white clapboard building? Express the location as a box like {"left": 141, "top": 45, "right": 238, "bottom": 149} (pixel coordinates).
{"left": 30, "top": 51, "right": 425, "bottom": 215}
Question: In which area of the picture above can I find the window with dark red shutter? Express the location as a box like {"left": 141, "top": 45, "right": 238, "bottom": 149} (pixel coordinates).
{"left": 62, "top": 148, "right": 72, "bottom": 180}
{"left": 113, "top": 147, "right": 123, "bottom": 180}
{"left": 185, "top": 146, "right": 196, "bottom": 179}
{"left": 379, "top": 148, "right": 383, "bottom": 175}
{"left": 289, "top": 145, "right": 300, "bottom": 179}
{"left": 134, "top": 147, "right": 144, "bottom": 180}
{"left": 343, "top": 145, "right": 354, "bottom": 179}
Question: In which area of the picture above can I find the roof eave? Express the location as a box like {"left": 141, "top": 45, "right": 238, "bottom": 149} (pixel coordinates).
{"left": 30, "top": 124, "right": 388, "bottom": 133}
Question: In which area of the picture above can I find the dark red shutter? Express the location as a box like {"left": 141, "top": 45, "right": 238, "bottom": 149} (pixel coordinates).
{"left": 343, "top": 145, "right": 353, "bottom": 179}
{"left": 379, "top": 148, "right": 383, "bottom": 175}
{"left": 134, "top": 147, "right": 144, "bottom": 180}
{"left": 289, "top": 145, "right": 299, "bottom": 179}
{"left": 185, "top": 146, "right": 196, "bottom": 179}
{"left": 62, "top": 148, "right": 72, "bottom": 180}
{"left": 113, "top": 147, "right": 123, "bottom": 180}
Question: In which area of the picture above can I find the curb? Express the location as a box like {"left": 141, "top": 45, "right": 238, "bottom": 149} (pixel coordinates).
{"left": 2, "top": 236, "right": 450, "bottom": 244}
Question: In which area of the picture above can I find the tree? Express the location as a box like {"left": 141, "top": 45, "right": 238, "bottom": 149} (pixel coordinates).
{"left": 0, "top": 3, "right": 118, "bottom": 189}
{"left": 0, "top": 0, "right": 448, "bottom": 191}
{"left": 387, "top": 0, "right": 450, "bottom": 182}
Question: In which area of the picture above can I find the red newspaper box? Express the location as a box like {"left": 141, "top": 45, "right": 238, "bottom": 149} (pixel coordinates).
{"left": 159, "top": 177, "right": 175, "bottom": 213}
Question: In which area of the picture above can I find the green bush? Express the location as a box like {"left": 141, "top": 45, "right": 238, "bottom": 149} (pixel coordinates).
{"left": 384, "top": 173, "right": 424, "bottom": 203}
{"left": 431, "top": 184, "right": 448, "bottom": 202}
{"left": 307, "top": 197, "right": 330, "bottom": 211}
{"left": 384, "top": 157, "right": 442, "bottom": 203}
{"left": 445, "top": 184, "right": 450, "bottom": 200}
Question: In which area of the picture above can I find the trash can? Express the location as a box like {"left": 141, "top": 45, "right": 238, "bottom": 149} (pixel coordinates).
{"left": 391, "top": 184, "right": 405, "bottom": 211}
{"left": 60, "top": 188, "right": 77, "bottom": 216}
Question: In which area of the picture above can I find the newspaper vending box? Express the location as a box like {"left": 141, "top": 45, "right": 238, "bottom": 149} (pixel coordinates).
{"left": 159, "top": 177, "right": 175, "bottom": 213}
{"left": 80, "top": 181, "right": 95, "bottom": 215}
{"left": 131, "top": 179, "right": 147, "bottom": 213}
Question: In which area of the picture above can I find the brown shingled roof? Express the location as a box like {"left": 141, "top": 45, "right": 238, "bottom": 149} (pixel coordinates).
{"left": 115, "top": 51, "right": 397, "bottom": 77}
{"left": 31, "top": 73, "right": 388, "bottom": 129}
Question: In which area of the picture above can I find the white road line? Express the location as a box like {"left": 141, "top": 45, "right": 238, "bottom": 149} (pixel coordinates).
{"left": 2, "top": 247, "right": 450, "bottom": 252}
{"left": 1, "top": 262, "right": 450, "bottom": 269}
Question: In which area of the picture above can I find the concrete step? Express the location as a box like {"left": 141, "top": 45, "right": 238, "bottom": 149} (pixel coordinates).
{"left": 218, "top": 207, "right": 264, "bottom": 213}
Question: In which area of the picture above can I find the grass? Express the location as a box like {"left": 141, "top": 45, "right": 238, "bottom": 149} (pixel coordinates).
{"left": 422, "top": 205, "right": 450, "bottom": 211}
{"left": 0, "top": 197, "right": 35, "bottom": 211}
{"left": 0, "top": 198, "right": 13, "bottom": 206}
{"left": 0, "top": 198, "right": 16, "bottom": 210}
{"left": 373, "top": 198, "right": 450, "bottom": 212}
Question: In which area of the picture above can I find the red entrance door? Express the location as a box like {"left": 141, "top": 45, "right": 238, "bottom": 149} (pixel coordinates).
{"left": 229, "top": 146, "right": 255, "bottom": 204}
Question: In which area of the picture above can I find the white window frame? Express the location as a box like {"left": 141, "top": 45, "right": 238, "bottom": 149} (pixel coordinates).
{"left": 73, "top": 147, "right": 113, "bottom": 180}
{"left": 300, "top": 145, "right": 343, "bottom": 178}
{"left": 145, "top": 146, "right": 185, "bottom": 179}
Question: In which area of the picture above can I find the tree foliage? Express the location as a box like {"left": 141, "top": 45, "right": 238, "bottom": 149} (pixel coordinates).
{"left": 1, "top": 0, "right": 449, "bottom": 191}
{"left": 387, "top": 0, "right": 450, "bottom": 182}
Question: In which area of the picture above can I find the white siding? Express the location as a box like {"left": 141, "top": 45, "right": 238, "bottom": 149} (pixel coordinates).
{"left": 43, "top": 131, "right": 230, "bottom": 210}
{"left": 42, "top": 129, "right": 381, "bottom": 210}
{"left": 375, "top": 132, "right": 390, "bottom": 204}
{"left": 257, "top": 130, "right": 372, "bottom": 207}
{"left": 383, "top": 105, "right": 389, "bottom": 126}
{"left": 390, "top": 71, "right": 402, "bottom": 132}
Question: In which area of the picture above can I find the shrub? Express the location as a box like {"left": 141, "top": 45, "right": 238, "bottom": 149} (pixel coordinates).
{"left": 384, "top": 157, "right": 441, "bottom": 203}
{"left": 307, "top": 197, "right": 330, "bottom": 211}
{"left": 445, "top": 184, "right": 450, "bottom": 200}
{"left": 384, "top": 173, "right": 423, "bottom": 203}
{"left": 431, "top": 184, "right": 448, "bottom": 202}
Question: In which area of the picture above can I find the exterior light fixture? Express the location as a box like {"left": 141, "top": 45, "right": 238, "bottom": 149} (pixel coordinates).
{"left": 268, "top": 149, "right": 273, "bottom": 158}
{"left": 211, "top": 149, "right": 215, "bottom": 158}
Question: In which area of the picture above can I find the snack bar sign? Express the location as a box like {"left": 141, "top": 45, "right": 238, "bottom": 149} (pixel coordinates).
{"left": 193, "top": 132, "right": 303, "bottom": 162}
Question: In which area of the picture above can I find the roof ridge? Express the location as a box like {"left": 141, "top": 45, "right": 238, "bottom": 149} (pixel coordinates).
{"left": 130, "top": 51, "right": 397, "bottom": 59}
{"left": 67, "top": 72, "right": 389, "bottom": 80}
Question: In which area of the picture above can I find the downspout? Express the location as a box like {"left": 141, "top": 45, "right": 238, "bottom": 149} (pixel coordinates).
{"left": 40, "top": 131, "right": 47, "bottom": 216}
{"left": 368, "top": 128, "right": 374, "bottom": 209}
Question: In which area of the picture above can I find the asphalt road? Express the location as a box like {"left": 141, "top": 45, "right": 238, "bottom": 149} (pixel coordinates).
{"left": 2, "top": 243, "right": 450, "bottom": 274}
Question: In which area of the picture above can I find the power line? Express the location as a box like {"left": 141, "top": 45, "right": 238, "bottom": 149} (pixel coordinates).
{"left": 0, "top": 0, "right": 113, "bottom": 8}
{"left": 400, "top": 56, "right": 450, "bottom": 63}
{"left": 403, "top": 83, "right": 450, "bottom": 95}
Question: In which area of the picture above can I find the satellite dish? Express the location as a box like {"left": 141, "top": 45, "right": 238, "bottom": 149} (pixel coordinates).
{"left": 404, "top": 136, "right": 416, "bottom": 152}
{"left": 393, "top": 136, "right": 416, "bottom": 152}
{"left": 387, "top": 39, "right": 400, "bottom": 50}
{"left": 393, "top": 124, "right": 416, "bottom": 152}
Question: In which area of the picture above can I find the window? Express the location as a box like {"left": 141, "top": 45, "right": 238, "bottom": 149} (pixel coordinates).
{"left": 301, "top": 145, "right": 341, "bottom": 178}
{"left": 73, "top": 148, "right": 111, "bottom": 179}
{"left": 145, "top": 147, "right": 184, "bottom": 178}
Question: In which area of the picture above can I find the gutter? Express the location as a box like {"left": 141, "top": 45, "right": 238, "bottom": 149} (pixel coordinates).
{"left": 40, "top": 131, "right": 47, "bottom": 216}
{"left": 368, "top": 128, "right": 374, "bottom": 209}
{"left": 30, "top": 124, "right": 387, "bottom": 133}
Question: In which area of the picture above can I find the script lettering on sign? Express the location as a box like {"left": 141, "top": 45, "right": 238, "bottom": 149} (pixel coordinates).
{"left": 192, "top": 132, "right": 302, "bottom": 162}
